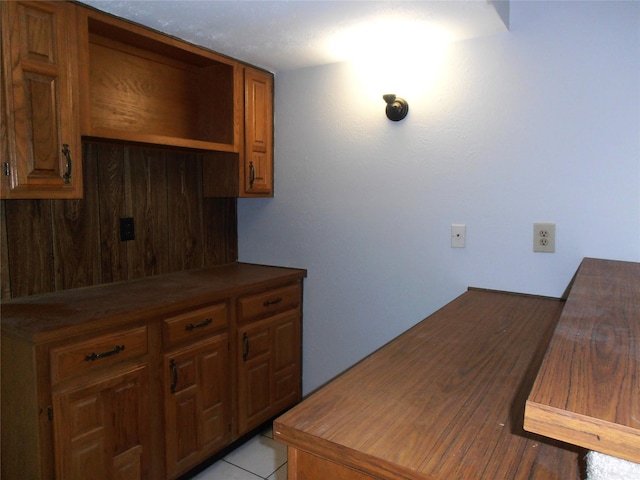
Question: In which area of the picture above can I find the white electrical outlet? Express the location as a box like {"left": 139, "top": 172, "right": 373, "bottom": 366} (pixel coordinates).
{"left": 451, "top": 224, "right": 466, "bottom": 248}
{"left": 533, "top": 223, "right": 555, "bottom": 253}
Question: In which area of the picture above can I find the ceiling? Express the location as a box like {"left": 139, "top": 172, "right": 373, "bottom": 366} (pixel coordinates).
{"left": 79, "top": 1, "right": 510, "bottom": 72}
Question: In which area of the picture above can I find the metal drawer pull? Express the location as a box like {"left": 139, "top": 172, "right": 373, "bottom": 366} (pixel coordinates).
{"left": 243, "top": 333, "right": 249, "bottom": 361}
{"left": 249, "top": 161, "right": 255, "bottom": 188}
{"left": 62, "top": 144, "right": 72, "bottom": 184}
{"left": 185, "top": 318, "right": 212, "bottom": 331}
{"left": 263, "top": 297, "right": 282, "bottom": 307}
{"left": 169, "top": 359, "right": 178, "bottom": 393}
{"left": 85, "top": 344, "right": 125, "bottom": 362}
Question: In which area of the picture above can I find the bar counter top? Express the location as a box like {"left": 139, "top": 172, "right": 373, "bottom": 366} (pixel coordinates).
{"left": 275, "top": 288, "right": 582, "bottom": 479}
{"left": 524, "top": 258, "right": 640, "bottom": 463}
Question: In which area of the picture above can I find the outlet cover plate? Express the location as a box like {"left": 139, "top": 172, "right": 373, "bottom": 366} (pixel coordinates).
{"left": 120, "top": 217, "right": 135, "bottom": 242}
{"left": 533, "top": 222, "right": 555, "bottom": 253}
{"left": 451, "top": 224, "right": 466, "bottom": 248}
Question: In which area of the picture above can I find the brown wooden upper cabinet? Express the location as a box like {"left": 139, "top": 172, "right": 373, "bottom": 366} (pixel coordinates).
{"left": 1, "top": 1, "right": 274, "bottom": 199}
{"left": 243, "top": 68, "right": 274, "bottom": 196}
{"left": 1, "top": 1, "right": 83, "bottom": 199}
{"left": 203, "top": 66, "right": 274, "bottom": 198}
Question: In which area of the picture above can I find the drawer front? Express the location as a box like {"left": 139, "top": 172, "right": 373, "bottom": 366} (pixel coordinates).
{"left": 238, "top": 283, "right": 301, "bottom": 324}
{"left": 163, "top": 303, "right": 228, "bottom": 348}
{"left": 51, "top": 326, "right": 148, "bottom": 384}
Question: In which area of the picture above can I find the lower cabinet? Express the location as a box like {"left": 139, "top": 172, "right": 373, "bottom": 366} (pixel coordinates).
{"left": 52, "top": 364, "right": 150, "bottom": 480}
{"left": 164, "top": 334, "right": 230, "bottom": 479}
{"left": 1, "top": 265, "right": 305, "bottom": 480}
{"left": 237, "top": 311, "right": 301, "bottom": 435}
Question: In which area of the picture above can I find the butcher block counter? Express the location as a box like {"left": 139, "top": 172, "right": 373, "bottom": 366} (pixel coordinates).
{"left": 274, "top": 288, "right": 582, "bottom": 480}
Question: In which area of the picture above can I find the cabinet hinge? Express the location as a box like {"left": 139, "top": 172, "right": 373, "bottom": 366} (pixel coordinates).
{"left": 3, "top": 162, "right": 9, "bottom": 176}
{"left": 47, "top": 405, "right": 53, "bottom": 421}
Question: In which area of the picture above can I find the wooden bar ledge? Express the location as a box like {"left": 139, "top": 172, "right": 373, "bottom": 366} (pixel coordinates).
{"left": 524, "top": 258, "right": 640, "bottom": 463}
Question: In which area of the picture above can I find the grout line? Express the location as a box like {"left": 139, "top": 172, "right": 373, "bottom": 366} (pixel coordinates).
{"left": 220, "top": 459, "right": 265, "bottom": 479}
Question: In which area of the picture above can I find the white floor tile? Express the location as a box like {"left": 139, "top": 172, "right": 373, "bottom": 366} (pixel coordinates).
{"left": 267, "top": 463, "right": 288, "bottom": 480}
{"left": 190, "top": 460, "right": 262, "bottom": 480}
{"left": 224, "top": 435, "right": 288, "bottom": 479}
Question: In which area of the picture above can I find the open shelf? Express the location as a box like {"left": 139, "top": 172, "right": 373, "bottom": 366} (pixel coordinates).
{"left": 80, "top": 14, "right": 240, "bottom": 152}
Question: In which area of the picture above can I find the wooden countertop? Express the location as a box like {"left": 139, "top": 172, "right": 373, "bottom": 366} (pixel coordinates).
{"left": 524, "top": 258, "right": 640, "bottom": 463}
{"left": 275, "top": 289, "right": 581, "bottom": 480}
{"left": 1, "top": 262, "right": 306, "bottom": 343}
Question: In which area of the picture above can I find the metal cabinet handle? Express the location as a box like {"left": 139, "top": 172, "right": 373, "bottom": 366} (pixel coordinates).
{"left": 169, "top": 359, "right": 178, "bottom": 393}
{"left": 61, "top": 144, "right": 72, "bottom": 184}
{"left": 185, "top": 318, "right": 212, "bottom": 331}
{"left": 249, "top": 161, "right": 255, "bottom": 189}
{"left": 243, "top": 333, "right": 250, "bottom": 361}
{"left": 263, "top": 297, "right": 282, "bottom": 307}
{"left": 85, "top": 345, "right": 125, "bottom": 362}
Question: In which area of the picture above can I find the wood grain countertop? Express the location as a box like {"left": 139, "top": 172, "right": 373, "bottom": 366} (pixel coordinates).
{"left": 274, "top": 289, "right": 581, "bottom": 480}
{"left": 1, "top": 262, "right": 306, "bottom": 343}
{"left": 524, "top": 258, "right": 640, "bottom": 463}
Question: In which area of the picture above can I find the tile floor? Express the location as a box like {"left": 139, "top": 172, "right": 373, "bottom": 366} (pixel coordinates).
{"left": 190, "top": 425, "right": 288, "bottom": 480}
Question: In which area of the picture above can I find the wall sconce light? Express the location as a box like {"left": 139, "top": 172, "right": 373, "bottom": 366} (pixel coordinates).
{"left": 382, "top": 94, "right": 409, "bottom": 121}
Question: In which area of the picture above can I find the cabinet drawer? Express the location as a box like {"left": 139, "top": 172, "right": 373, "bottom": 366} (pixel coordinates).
{"left": 163, "top": 303, "right": 228, "bottom": 348}
{"left": 238, "top": 283, "right": 301, "bottom": 324}
{"left": 51, "top": 326, "right": 148, "bottom": 384}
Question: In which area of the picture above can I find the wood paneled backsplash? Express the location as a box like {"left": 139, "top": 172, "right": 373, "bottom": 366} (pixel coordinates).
{"left": 0, "top": 142, "right": 238, "bottom": 300}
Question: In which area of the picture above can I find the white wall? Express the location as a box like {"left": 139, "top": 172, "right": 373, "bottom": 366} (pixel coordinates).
{"left": 238, "top": 0, "right": 640, "bottom": 394}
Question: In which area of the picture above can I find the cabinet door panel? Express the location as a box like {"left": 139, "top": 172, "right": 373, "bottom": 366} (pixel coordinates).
{"left": 274, "top": 366, "right": 298, "bottom": 408}
{"left": 1, "top": 1, "right": 82, "bottom": 198}
{"left": 111, "top": 380, "right": 147, "bottom": 456}
{"left": 174, "top": 389, "right": 199, "bottom": 463}
{"left": 71, "top": 436, "right": 108, "bottom": 480}
{"left": 243, "top": 327, "right": 270, "bottom": 362}
{"left": 243, "top": 68, "right": 272, "bottom": 196}
{"left": 19, "top": 4, "right": 57, "bottom": 62}
{"left": 114, "top": 445, "right": 143, "bottom": 480}
{"left": 237, "top": 310, "right": 301, "bottom": 435}
{"left": 238, "top": 321, "right": 272, "bottom": 434}
{"left": 24, "top": 72, "right": 58, "bottom": 170}
{"left": 243, "top": 358, "right": 272, "bottom": 427}
{"left": 274, "top": 315, "right": 300, "bottom": 409}
{"left": 68, "top": 393, "right": 102, "bottom": 439}
{"left": 200, "top": 348, "right": 228, "bottom": 448}
{"left": 174, "top": 358, "right": 197, "bottom": 392}
{"left": 164, "top": 334, "right": 229, "bottom": 479}
{"left": 274, "top": 317, "right": 297, "bottom": 371}
{"left": 53, "top": 364, "right": 150, "bottom": 480}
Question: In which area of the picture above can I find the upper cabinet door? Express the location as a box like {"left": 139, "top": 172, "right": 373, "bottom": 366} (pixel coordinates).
{"left": 1, "top": 1, "right": 82, "bottom": 199}
{"left": 244, "top": 67, "right": 273, "bottom": 196}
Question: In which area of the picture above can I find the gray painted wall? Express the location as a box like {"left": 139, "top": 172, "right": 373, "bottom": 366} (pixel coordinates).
{"left": 238, "top": 0, "right": 640, "bottom": 394}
